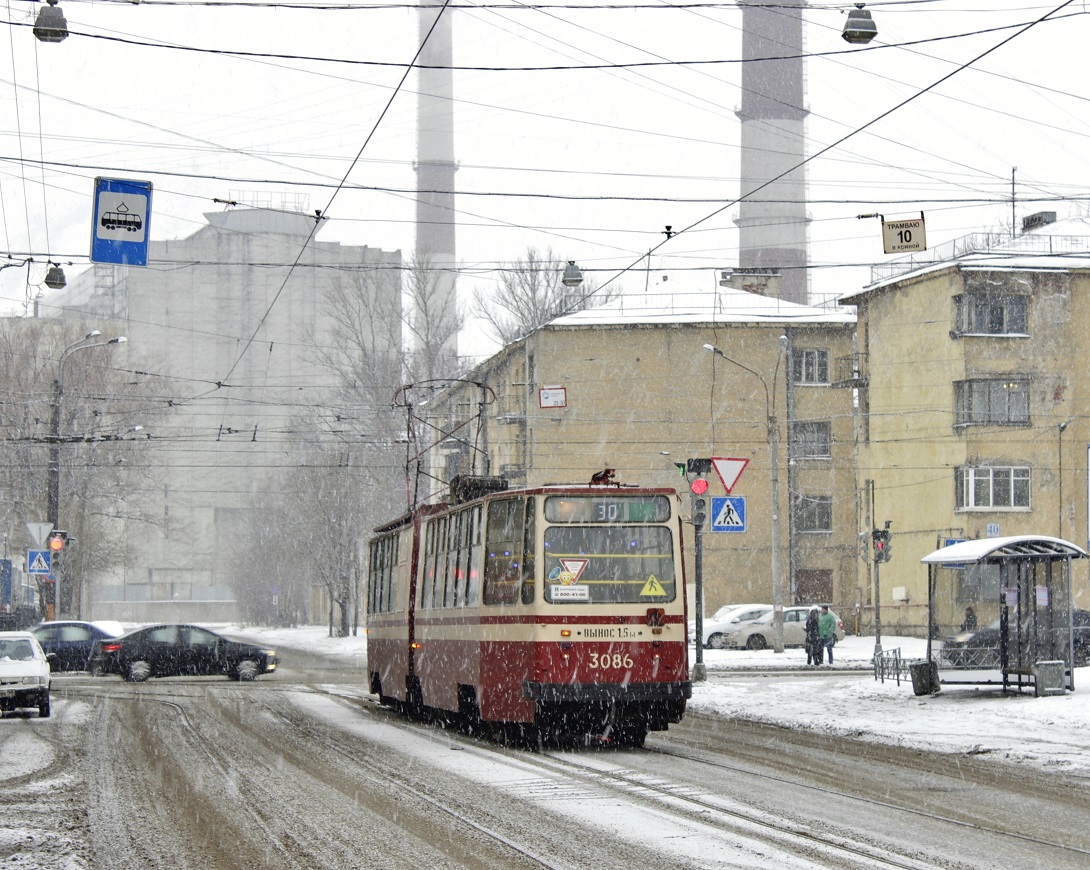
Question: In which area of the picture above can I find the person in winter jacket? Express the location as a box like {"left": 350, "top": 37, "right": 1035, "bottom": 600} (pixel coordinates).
{"left": 805, "top": 605, "right": 822, "bottom": 665}
{"left": 818, "top": 605, "right": 837, "bottom": 664}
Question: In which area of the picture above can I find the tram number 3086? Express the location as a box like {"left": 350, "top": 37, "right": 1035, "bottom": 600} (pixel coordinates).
{"left": 588, "top": 651, "right": 635, "bottom": 670}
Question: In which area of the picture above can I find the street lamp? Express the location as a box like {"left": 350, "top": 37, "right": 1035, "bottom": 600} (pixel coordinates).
{"left": 33, "top": 0, "right": 68, "bottom": 43}
{"left": 842, "top": 4, "right": 877, "bottom": 45}
{"left": 47, "top": 332, "right": 127, "bottom": 618}
{"left": 704, "top": 339, "right": 787, "bottom": 652}
{"left": 561, "top": 261, "right": 584, "bottom": 288}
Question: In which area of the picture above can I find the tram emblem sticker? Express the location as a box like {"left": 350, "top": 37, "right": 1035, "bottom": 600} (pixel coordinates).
{"left": 550, "top": 561, "right": 590, "bottom": 600}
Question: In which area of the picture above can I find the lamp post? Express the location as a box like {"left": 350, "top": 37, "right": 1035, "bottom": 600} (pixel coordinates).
{"left": 704, "top": 339, "right": 787, "bottom": 653}
{"left": 48, "top": 332, "right": 127, "bottom": 618}
{"left": 1058, "top": 420, "right": 1070, "bottom": 538}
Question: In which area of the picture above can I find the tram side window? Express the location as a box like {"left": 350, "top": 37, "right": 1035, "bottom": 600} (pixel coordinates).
{"left": 368, "top": 535, "right": 398, "bottom": 614}
{"left": 521, "top": 498, "right": 536, "bottom": 604}
{"left": 445, "top": 511, "right": 461, "bottom": 608}
{"left": 421, "top": 521, "right": 438, "bottom": 609}
{"left": 454, "top": 506, "right": 473, "bottom": 607}
{"left": 465, "top": 505, "right": 482, "bottom": 606}
{"left": 483, "top": 498, "right": 525, "bottom": 606}
{"left": 368, "top": 540, "right": 380, "bottom": 613}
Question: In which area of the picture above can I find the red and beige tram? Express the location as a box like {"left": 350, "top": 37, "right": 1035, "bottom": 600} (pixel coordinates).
{"left": 366, "top": 477, "right": 691, "bottom": 746}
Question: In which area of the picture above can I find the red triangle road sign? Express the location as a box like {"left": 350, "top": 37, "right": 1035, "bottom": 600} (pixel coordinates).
{"left": 711, "top": 457, "right": 749, "bottom": 493}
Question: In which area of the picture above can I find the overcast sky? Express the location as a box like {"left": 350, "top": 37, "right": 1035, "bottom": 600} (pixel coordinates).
{"left": 3, "top": 0, "right": 1089, "bottom": 356}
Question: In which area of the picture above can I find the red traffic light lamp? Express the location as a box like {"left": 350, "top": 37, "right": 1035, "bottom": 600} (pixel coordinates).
{"left": 690, "top": 477, "right": 709, "bottom": 495}
{"left": 47, "top": 530, "right": 68, "bottom": 552}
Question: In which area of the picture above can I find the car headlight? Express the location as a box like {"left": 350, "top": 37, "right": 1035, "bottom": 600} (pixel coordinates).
{"left": 21, "top": 675, "right": 46, "bottom": 686}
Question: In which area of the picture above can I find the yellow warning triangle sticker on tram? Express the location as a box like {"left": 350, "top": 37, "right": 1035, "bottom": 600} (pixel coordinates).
{"left": 640, "top": 575, "right": 667, "bottom": 597}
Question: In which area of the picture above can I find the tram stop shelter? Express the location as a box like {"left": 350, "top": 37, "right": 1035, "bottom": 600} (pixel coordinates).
{"left": 916, "top": 535, "right": 1088, "bottom": 696}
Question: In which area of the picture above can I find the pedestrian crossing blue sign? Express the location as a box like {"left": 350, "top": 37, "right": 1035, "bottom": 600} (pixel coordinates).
{"left": 711, "top": 496, "right": 746, "bottom": 533}
{"left": 27, "top": 549, "right": 51, "bottom": 574}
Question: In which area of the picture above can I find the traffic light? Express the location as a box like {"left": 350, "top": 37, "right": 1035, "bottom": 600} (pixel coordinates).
{"left": 872, "top": 527, "right": 891, "bottom": 562}
{"left": 690, "top": 477, "right": 709, "bottom": 528}
{"left": 686, "top": 458, "right": 712, "bottom": 475}
{"left": 47, "top": 530, "right": 68, "bottom": 552}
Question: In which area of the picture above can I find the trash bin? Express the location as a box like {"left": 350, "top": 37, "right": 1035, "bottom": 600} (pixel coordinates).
{"left": 1033, "top": 660, "right": 1066, "bottom": 697}
{"left": 910, "top": 660, "right": 939, "bottom": 696}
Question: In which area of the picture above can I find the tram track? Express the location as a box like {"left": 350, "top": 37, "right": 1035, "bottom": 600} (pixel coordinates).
{"left": 37, "top": 668, "right": 1090, "bottom": 869}
{"left": 642, "top": 739, "right": 1090, "bottom": 863}
{"left": 326, "top": 686, "right": 1090, "bottom": 869}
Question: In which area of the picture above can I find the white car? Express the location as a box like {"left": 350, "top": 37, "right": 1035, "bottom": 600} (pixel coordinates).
{"left": 691, "top": 604, "right": 773, "bottom": 649}
{"left": 0, "top": 631, "right": 51, "bottom": 718}
{"left": 725, "top": 606, "right": 847, "bottom": 650}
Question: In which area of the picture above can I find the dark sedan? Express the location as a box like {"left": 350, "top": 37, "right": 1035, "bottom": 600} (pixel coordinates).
{"left": 31, "top": 620, "right": 125, "bottom": 672}
{"left": 941, "top": 610, "right": 1090, "bottom": 668}
{"left": 89, "top": 624, "right": 278, "bottom": 682}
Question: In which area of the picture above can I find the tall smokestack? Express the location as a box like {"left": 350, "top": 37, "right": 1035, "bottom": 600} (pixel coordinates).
{"left": 415, "top": 1, "right": 459, "bottom": 359}
{"left": 735, "top": 0, "right": 809, "bottom": 305}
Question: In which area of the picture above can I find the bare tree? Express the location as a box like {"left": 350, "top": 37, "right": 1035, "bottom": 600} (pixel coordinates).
{"left": 405, "top": 253, "right": 464, "bottom": 383}
{"left": 230, "top": 254, "right": 466, "bottom": 633}
{"left": 472, "top": 247, "right": 613, "bottom": 346}
{"left": 0, "top": 318, "right": 164, "bottom": 619}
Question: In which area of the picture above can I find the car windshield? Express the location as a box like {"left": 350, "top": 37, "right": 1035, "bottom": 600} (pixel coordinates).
{"left": 0, "top": 639, "right": 36, "bottom": 661}
{"left": 731, "top": 608, "right": 771, "bottom": 623}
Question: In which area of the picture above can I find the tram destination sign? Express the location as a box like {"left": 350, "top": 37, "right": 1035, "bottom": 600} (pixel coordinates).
{"left": 881, "top": 216, "right": 926, "bottom": 254}
{"left": 544, "top": 495, "right": 671, "bottom": 524}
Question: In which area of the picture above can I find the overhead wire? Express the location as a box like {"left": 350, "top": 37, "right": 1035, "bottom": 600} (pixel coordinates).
{"left": 560, "top": 0, "right": 1082, "bottom": 306}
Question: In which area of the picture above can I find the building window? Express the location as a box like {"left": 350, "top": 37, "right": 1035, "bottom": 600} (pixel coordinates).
{"left": 955, "top": 293, "right": 1028, "bottom": 336}
{"left": 955, "top": 378, "right": 1029, "bottom": 426}
{"left": 795, "top": 495, "right": 832, "bottom": 532}
{"left": 955, "top": 466, "right": 1030, "bottom": 510}
{"left": 792, "top": 349, "right": 829, "bottom": 385}
{"left": 790, "top": 421, "right": 831, "bottom": 459}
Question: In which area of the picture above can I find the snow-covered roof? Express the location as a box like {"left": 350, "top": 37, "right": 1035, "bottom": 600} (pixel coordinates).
{"left": 921, "top": 535, "right": 1089, "bottom": 565}
{"left": 547, "top": 283, "right": 855, "bottom": 329}
{"left": 857, "top": 216, "right": 1090, "bottom": 295}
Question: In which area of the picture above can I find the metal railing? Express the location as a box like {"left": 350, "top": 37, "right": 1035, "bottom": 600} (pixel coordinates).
{"left": 870, "top": 232, "right": 1090, "bottom": 285}
{"left": 874, "top": 647, "right": 910, "bottom": 685}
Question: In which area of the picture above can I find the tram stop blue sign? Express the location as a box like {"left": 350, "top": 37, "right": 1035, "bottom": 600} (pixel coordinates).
{"left": 90, "top": 177, "right": 152, "bottom": 266}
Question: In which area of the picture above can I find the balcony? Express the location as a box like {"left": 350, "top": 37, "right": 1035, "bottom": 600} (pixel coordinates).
{"left": 831, "top": 353, "right": 867, "bottom": 389}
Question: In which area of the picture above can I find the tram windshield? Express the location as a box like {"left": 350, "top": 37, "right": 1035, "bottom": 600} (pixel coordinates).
{"left": 543, "top": 525, "right": 676, "bottom": 604}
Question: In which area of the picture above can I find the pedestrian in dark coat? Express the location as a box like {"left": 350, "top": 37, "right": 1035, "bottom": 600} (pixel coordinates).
{"left": 805, "top": 605, "right": 822, "bottom": 666}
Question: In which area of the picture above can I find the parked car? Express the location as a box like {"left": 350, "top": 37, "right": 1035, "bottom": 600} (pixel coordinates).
{"left": 89, "top": 624, "right": 279, "bottom": 682}
{"left": 781, "top": 606, "right": 846, "bottom": 647}
{"left": 31, "top": 620, "right": 125, "bottom": 672}
{"left": 724, "top": 606, "right": 845, "bottom": 650}
{"left": 940, "top": 609, "right": 1090, "bottom": 668}
{"left": 693, "top": 604, "right": 773, "bottom": 649}
{"left": 0, "top": 631, "right": 51, "bottom": 718}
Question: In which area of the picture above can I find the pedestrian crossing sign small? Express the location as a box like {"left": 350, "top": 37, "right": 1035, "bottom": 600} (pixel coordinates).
{"left": 710, "top": 496, "right": 746, "bottom": 533}
{"left": 27, "top": 549, "right": 51, "bottom": 574}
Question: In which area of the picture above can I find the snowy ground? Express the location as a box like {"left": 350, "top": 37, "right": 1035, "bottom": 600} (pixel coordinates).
{"left": 223, "top": 626, "right": 1090, "bottom": 777}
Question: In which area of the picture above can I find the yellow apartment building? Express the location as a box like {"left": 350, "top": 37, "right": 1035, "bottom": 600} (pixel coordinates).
{"left": 420, "top": 279, "right": 858, "bottom": 623}
{"left": 843, "top": 215, "right": 1090, "bottom": 636}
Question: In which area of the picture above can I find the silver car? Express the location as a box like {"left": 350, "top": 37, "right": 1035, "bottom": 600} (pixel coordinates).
{"left": 692, "top": 605, "right": 773, "bottom": 649}
{"left": 725, "top": 606, "right": 846, "bottom": 650}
